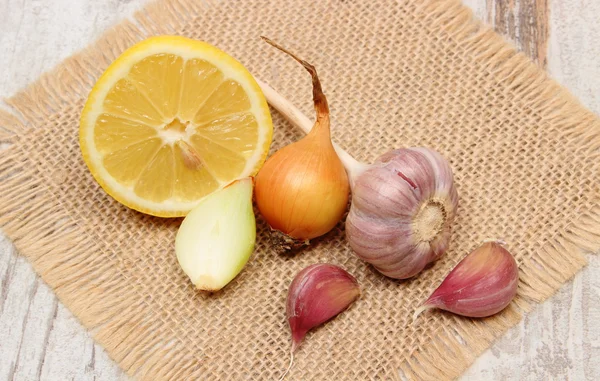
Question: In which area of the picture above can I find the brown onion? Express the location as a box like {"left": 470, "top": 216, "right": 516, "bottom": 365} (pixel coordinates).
{"left": 254, "top": 38, "right": 349, "bottom": 251}
{"left": 256, "top": 78, "right": 458, "bottom": 279}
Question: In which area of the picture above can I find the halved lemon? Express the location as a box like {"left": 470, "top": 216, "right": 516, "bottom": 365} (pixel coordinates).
{"left": 80, "top": 36, "right": 272, "bottom": 217}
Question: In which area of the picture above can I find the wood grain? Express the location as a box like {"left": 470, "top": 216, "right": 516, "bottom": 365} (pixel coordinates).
{"left": 0, "top": 0, "right": 598, "bottom": 380}
{"left": 462, "top": 0, "right": 600, "bottom": 379}
{"left": 481, "top": 0, "right": 550, "bottom": 67}
{"left": 0, "top": 2, "right": 145, "bottom": 380}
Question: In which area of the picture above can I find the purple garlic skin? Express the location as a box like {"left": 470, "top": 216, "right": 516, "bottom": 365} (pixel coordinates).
{"left": 287, "top": 263, "right": 360, "bottom": 352}
{"left": 345, "top": 147, "right": 458, "bottom": 279}
{"left": 416, "top": 241, "right": 519, "bottom": 318}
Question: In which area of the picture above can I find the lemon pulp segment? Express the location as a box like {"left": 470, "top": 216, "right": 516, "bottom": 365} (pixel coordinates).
{"left": 80, "top": 36, "right": 272, "bottom": 217}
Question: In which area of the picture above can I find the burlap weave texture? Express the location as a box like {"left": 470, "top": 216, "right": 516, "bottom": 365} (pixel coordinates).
{"left": 1, "top": 0, "right": 599, "bottom": 379}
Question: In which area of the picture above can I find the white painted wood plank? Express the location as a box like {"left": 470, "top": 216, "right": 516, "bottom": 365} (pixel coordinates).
{"left": 0, "top": 0, "right": 149, "bottom": 96}
{"left": 0, "top": 1, "right": 598, "bottom": 380}
{"left": 548, "top": 0, "right": 600, "bottom": 115}
{"left": 461, "top": 0, "right": 488, "bottom": 21}
{"left": 39, "top": 304, "right": 127, "bottom": 381}
{"left": 0, "top": 1, "right": 148, "bottom": 380}
{"left": 8, "top": 281, "right": 58, "bottom": 381}
{"left": 462, "top": 0, "right": 600, "bottom": 379}
{"left": 0, "top": 243, "right": 55, "bottom": 380}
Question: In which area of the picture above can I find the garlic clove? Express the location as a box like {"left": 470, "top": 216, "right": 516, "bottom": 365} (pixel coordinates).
{"left": 414, "top": 241, "right": 519, "bottom": 319}
{"left": 345, "top": 218, "right": 415, "bottom": 262}
{"left": 374, "top": 242, "right": 432, "bottom": 278}
{"left": 351, "top": 168, "right": 420, "bottom": 220}
{"left": 286, "top": 263, "right": 360, "bottom": 352}
{"left": 175, "top": 178, "right": 256, "bottom": 291}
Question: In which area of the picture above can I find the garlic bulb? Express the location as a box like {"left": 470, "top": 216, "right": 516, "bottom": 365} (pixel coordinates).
{"left": 346, "top": 148, "right": 458, "bottom": 279}
{"left": 255, "top": 78, "right": 459, "bottom": 279}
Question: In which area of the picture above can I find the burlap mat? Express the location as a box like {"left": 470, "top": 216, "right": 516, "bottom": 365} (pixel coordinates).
{"left": 1, "top": 0, "right": 599, "bottom": 379}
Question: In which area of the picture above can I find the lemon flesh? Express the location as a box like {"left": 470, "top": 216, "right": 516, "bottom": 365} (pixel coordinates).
{"left": 80, "top": 36, "right": 272, "bottom": 217}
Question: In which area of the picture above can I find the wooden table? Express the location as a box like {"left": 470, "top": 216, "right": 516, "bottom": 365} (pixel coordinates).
{"left": 1, "top": 0, "right": 598, "bottom": 379}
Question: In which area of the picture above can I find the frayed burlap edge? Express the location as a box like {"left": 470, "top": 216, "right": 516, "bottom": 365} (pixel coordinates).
{"left": 0, "top": 0, "right": 598, "bottom": 379}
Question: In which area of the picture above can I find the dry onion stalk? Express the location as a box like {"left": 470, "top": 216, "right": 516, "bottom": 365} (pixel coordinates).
{"left": 254, "top": 38, "right": 350, "bottom": 251}
{"left": 256, "top": 63, "right": 458, "bottom": 279}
